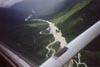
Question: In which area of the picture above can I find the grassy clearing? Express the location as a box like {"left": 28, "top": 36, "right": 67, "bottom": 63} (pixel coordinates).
{"left": 51, "top": 0, "right": 91, "bottom": 24}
